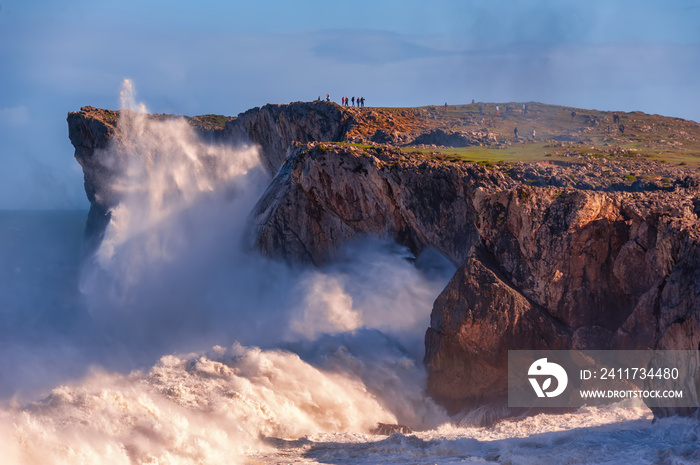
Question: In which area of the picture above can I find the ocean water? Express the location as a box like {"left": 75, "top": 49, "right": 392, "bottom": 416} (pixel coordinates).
{"left": 2, "top": 213, "right": 699, "bottom": 465}
{"left": 1, "top": 81, "right": 698, "bottom": 464}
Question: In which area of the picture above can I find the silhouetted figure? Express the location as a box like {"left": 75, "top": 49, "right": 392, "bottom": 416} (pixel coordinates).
{"left": 619, "top": 124, "right": 625, "bottom": 134}
{"left": 326, "top": 94, "right": 330, "bottom": 102}
{"left": 445, "top": 102, "right": 448, "bottom": 109}
{"left": 351, "top": 96, "right": 355, "bottom": 106}
{"left": 514, "top": 127, "right": 519, "bottom": 139}
{"left": 571, "top": 111, "right": 576, "bottom": 121}
{"left": 472, "top": 99, "right": 475, "bottom": 104}
{"left": 361, "top": 97, "right": 365, "bottom": 107}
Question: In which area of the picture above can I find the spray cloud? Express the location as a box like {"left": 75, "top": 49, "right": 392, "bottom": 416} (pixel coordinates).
{"left": 0, "top": 80, "right": 455, "bottom": 463}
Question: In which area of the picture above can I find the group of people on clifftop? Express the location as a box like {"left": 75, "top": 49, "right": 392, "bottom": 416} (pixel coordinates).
{"left": 316, "top": 95, "right": 366, "bottom": 107}
{"left": 341, "top": 96, "right": 365, "bottom": 107}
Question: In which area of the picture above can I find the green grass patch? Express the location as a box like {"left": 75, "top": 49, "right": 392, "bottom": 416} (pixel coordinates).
{"left": 399, "top": 142, "right": 587, "bottom": 165}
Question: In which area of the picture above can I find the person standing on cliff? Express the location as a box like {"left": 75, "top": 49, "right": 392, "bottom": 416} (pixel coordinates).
{"left": 496, "top": 105, "right": 499, "bottom": 115}
{"left": 326, "top": 94, "right": 330, "bottom": 102}
{"left": 514, "top": 127, "right": 518, "bottom": 139}
{"left": 361, "top": 97, "right": 365, "bottom": 107}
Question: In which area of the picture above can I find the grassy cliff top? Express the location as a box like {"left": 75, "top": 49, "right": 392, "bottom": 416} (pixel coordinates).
{"left": 339, "top": 101, "right": 700, "bottom": 167}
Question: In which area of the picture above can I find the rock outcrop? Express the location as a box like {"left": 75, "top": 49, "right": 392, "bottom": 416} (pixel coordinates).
{"left": 250, "top": 143, "right": 486, "bottom": 266}
{"left": 424, "top": 247, "right": 571, "bottom": 413}
{"left": 67, "top": 102, "right": 354, "bottom": 242}
{"left": 67, "top": 107, "right": 120, "bottom": 245}
{"left": 428, "top": 181, "right": 700, "bottom": 416}
{"left": 249, "top": 142, "right": 700, "bottom": 419}
{"left": 69, "top": 101, "right": 700, "bottom": 420}
{"left": 223, "top": 101, "right": 354, "bottom": 174}
{"left": 408, "top": 128, "right": 497, "bottom": 147}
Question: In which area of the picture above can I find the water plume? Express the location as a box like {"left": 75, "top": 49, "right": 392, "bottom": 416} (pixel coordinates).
{"left": 0, "top": 80, "right": 495, "bottom": 464}
{"left": 0, "top": 344, "right": 400, "bottom": 465}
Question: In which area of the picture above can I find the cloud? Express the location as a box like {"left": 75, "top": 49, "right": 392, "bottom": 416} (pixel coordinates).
{"left": 312, "top": 30, "right": 459, "bottom": 64}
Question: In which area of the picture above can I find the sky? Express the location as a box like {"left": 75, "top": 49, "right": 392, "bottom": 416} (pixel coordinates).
{"left": 1, "top": 0, "right": 699, "bottom": 209}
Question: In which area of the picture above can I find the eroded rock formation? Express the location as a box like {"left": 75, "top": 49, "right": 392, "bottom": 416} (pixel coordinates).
{"left": 69, "top": 101, "right": 700, "bottom": 420}
{"left": 250, "top": 143, "right": 485, "bottom": 266}
{"left": 249, "top": 142, "right": 700, "bottom": 419}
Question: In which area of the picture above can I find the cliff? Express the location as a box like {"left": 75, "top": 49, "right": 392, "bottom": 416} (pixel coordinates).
{"left": 250, "top": 143, "right": 485, "bottom": 266}
{"left": 67, "top": 102, "right": 353, "bottom": 242}
{"left": 427, "top": 175, "right": 700, "bottom": 415}
{"left": 68, "top": 101, "right": 700, "bottom": 420}
{"left": 250, "top": 141, "right": 700, "bottom": 419}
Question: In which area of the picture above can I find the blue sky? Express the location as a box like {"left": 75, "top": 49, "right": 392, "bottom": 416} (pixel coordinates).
{"left": 1, "top": 0, "right": 699, "bottom": 208}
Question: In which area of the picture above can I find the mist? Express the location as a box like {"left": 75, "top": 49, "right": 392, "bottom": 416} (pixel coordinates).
{"left": 0, "top": 79, "right": 458, "bottom": 462}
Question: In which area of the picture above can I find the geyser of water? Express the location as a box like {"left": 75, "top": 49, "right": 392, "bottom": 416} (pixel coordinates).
{"left": 0, "top": 79, "right": 458, "bottom": 463}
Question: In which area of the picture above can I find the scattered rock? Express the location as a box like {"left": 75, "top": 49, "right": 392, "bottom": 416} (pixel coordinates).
{"left": 371, "top": 423, "right": 413, "bottom": 435}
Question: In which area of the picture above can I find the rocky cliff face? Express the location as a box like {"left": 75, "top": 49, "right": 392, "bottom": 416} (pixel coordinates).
{"left": 427, "top": 181, "right": 700, "bottom": 416}
{"left": 224, "top": 102, "right": 354, "bottom": 174}
{"left": 250, "top": 143, "right": 487, "bottom": 266}
{"left": 69, "top": 101, "right": 700, "bottom": 420}
{"left": 249, "top": 141, "right": 700, "bottom": 419}
{"left": 67, "top": 107, "right": 120, "bottom": 246}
